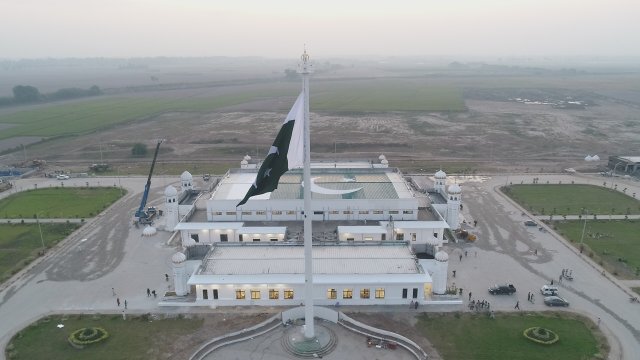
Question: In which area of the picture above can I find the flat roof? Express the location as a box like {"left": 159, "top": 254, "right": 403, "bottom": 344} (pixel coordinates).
{"left": 619, "top": 156, "right": 640, "bottom": 163}
{"left": 211, "top": 167, "right": 413, "bottom": 202}
{"left": 379, "top": 221, "right": 449, "bottom": 229}
{"left": 197, "top": 243, "right": 421, "bottom": 277}
{"left": 337, "top": 226, "right": 387, "bottom": 234}
{"left": 174, "top": 222, "right": 244, "bottom": 231}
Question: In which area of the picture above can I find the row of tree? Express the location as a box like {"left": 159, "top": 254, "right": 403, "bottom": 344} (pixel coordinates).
{"left": 0, "top": 85, "right": 102, "bottom": 106}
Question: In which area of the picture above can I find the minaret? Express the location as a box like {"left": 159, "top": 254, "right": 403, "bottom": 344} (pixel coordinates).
{"left": 180, "top": 171, "right": 193, "bottom": 193}
{"left": 299, "top": 48, "right": 315, "bottom": 339}
{"left": 446, "top": 183, "right": 461, "bottom": 230}
{"left": 171, "top": 252, "right": 188, "bottom": 296}
{"left": 434, "top": 169, "right": 447, "bottom": 195}
{"left": 164, "top": 185, "right": 179, "bottom": 231}
{"left": 433, "top": 250, "right": 449, "bottom": 295}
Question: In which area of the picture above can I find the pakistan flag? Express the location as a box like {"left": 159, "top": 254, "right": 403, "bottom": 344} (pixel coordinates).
{"left": 237, "top": 92, "right": 305, "bottom": 207}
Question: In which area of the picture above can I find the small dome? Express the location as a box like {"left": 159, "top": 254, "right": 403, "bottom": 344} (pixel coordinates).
{"left": 381, "top": 159, "right": 389, "bottom": 165}
{"left": 240, "top": 159, "right": 248, "bottom": 165}
{"left": 378, "top": 154, "right": 386, "bottom": 160}
{"left": 171, "top": 252, "right": 186, "bottom": 264}
{"left": 592, "top": 155, "right": 600, "bottom": 161}
{"left": 448, "top": 184, "right": 462, "bottom": 194}
{"left": 435, "top": 250, "right": 449, "bottom": 262}
{"left": 435, "top": 170, "right": 447, "bottom": 179}
{"left": 183, "top": 238, "right": 197, "bottom": 247}
{"left": 164, "top": 185, "right": 178, "bottom": 197}
{"left": 426, "top": 236, "right": 440, "bottom": 246}
{"left": 243, "top": 154, "right": 252, "bottom": 161}
{"left": 584, "top": 155, "right": 593, "bottom": 161}
{"left": 180, "top": 171, "right": 193, "bottom": 181}
{"left": 142, "top": 226, "right": 157, "bottom": 236}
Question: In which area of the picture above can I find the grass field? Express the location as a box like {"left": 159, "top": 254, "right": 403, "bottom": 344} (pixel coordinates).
{"left": 504, "top": 184, "right": 640, "bottom": 215}
{"left": 418, "top": 312, "right": 604, "bottom": 360}
{"left": 0, "top": 187, "right": 124, "bottom": 219}
{"left": 6, "top": 314, "right": 203, "bottom": 360}
{"left": 0, "top": 79, "right": 465, "bottom": 141}
{"left": 0, "top": 223, "right": 79, "bottom": 282}
{"left": 554, "top": 220, "right": 640, "bottom": 279}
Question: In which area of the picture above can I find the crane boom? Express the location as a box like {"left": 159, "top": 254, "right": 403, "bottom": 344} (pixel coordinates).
{"left": 135, "top": 140, "right": 163, "bottom": 222}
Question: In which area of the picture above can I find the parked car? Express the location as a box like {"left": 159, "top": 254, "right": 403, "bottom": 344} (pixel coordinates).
{"left": 489, "top": 284, "right": 516, "bottom": 295}
{"left": 56, "top": 174, "right": 70, "bottom": 180}
{"left": 544, "top": 296, "right": 569, "bottom": 307}
{"left": 524, "top": 220, "right": 537, "bottom": 226}
{"left": 540, "top": 285, "right": 559, "bottom": 296}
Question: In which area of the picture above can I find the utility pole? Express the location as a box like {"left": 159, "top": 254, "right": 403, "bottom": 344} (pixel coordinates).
{"left": 36, "top": 213, "right": 45, "bottom": 253}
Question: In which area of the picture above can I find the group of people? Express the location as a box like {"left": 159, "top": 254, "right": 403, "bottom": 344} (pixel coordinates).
{"left": 468, "top": 298, "right": 490, "bottom": 312}
{"left": 527, "top": 292, "right": 536, "bottom": 303}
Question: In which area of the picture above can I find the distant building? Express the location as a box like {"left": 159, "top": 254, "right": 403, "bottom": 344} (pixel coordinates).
{"left": 608, "top": 156, "right": 640, "bottom": 175}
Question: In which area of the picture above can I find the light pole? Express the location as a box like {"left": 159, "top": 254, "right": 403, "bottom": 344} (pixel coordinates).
{"left": 611, "top": 162, "right": 623, "bottom": 189}
{"left": 36, "top": 213, "right": 45, "bottom": 253}
{"left": 579, "top": 209, "right": 589, "bottom": 250}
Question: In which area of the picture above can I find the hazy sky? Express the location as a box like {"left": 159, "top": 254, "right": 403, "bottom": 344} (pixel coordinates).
{"left": 2, "top": 0, "right": 639, "bottom": 58}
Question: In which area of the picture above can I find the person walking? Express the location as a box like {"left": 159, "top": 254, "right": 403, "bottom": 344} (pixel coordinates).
{"left": 124, "top": 300, "right": 128, "bottom": 309}
{"left": 147, "top": 288, "right": 151, "bottom": 297}
{"left": 464, "top": 250, "right": 468, "bottom": 257}
{"left": 452, "top": 270, "right": 456, "bottom": 278}
{"left": 112, "top": 287, "right": 116, "bottom": 296}
{"left": 514, "top": 301, "right": 520, "bottom": 310}
{"left": 527, "top": 292, "right": 531, "bottom": 301}
{"left": 116, "top": 298, "right": 120, "bottom": 307}
{"left": 468, "top": 292, "right": 472, "bottom": 301}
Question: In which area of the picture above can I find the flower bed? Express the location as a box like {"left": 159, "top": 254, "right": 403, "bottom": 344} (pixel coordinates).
{"left": 68, "top": 327, "right": 109, "bottom": 348}
{"left": 523, "top": 326, "right": 559, "bottom": 345}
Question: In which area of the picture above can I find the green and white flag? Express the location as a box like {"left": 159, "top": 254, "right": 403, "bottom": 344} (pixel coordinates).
{"left": 237, "top": 92, "right": 305, "bottom": 207}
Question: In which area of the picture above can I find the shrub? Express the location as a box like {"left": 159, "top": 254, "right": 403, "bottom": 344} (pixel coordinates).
{"left": 68, "top": 327, "right": 109, "bottom": 348}
{"left": 523, "top": 326, "right": 559, "bottom": 345}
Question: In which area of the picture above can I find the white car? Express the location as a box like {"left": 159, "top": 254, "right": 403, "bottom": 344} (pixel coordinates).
{"left": 56, "top": 174, "right": 70, "bottom": 180}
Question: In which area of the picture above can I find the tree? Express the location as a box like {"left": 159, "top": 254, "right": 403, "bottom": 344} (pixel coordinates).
{"left": 12, "top": 85, "right": 41, "bottom": 103}
{"left": 131, "top": 143, "right": 148, "bottom": 157}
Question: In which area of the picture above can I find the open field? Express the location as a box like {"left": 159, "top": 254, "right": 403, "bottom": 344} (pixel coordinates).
{"left": 417, "top": 312, "right": 604, "bottom": 360}
{"left": 554, "top": 220, "right": 640, "bottom": 279}
{"left": 0, "top": 187, "right": 125, "bottom": 218}
{"left": 505, "top": 184, "right": 640, "bottom": 215}
{"left": 0, "top": 223, "right": 79, "bottom": 282}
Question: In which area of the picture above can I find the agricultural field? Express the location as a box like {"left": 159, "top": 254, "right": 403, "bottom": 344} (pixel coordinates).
{"left": 504, "top": 184, "right": 640, "bottom": 215}
{"left": 0, "top": 223, "right": 79, "bottom": 282}
{"left": 0, "top": 187, "right": 124, "bottom": 219}
{"left": 417, "top": 312, "right": 604, "bottom": 360}
{"left": 554, "top": 220, "right": 640, "bottom": 279}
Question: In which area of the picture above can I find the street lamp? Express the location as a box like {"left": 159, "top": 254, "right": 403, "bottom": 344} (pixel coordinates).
{"left": 611, "top": 162, "right": 623, "bottom": 189}
{"left": 36, "top": 213, "right": 45, "bottom": 254}
{"left": 579, "top": 209, "right": 589, "bottom": 252}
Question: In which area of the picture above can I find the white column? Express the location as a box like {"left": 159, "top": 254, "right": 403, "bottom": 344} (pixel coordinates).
{"left": 300, "top": 50, "right": 315, "bottom": 339}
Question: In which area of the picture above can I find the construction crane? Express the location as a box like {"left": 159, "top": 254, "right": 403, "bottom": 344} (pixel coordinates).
{"left": 135, "top": 140, "right": 163, "bottom": 224}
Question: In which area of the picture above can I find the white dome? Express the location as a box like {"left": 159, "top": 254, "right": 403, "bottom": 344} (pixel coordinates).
{"left": 142, "top": 226, "right": 157, "bottom": 236}
{"left": 592, "top": 155, "right": 600, "bottom": 161}
{"left": 243, "top": 154, "right": 252, "bottom": 161}
{"left": 240, "top": 159, "right": 248, "bottom": 165}
{"left": 381, "top": 159, "right": 389, "bottom": 165}
{"left": 435, "top": 250, "right": 449, "bottom": 262}
{"left": 378, "top": 154, "right": 386, "bottom": 160}
{"left": 183, "top": 238, "right": 197, "bottom": 247}
{"left": 180, "top": 171, "right": 193, "bottom": 181}
{"left": 435, "top": 170, "right": 447, "bottom": 179}
{"left": 171, "top": 252, "right": 186, "bottom": 264}
{"left": 584, "top": 155, "right": 593, "bottom": 161}
{"left": 448, "top": 184, "right": 462, "bottom": 194}
{"left": 164, "top": 185, "right": 178, "bottom": 197}
{"left": 426, "top": 236, "right": 440, "bottom": 246}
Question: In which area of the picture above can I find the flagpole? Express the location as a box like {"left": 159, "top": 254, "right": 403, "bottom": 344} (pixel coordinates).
{"left": 300, "top": 49, "right": 315, "bottom": 339}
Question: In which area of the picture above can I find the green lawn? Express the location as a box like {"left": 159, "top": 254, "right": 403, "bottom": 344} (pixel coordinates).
{"left": 554, "top": 220, "right": 640, "bottom": 279}
{"left": 504, "top": 184, "right": 640, "bottom": 215}
{"left": 418, "top": 312, "right": 604, "bottom": 360}
{"left": 0, "top": 223, "right": 79, "bottom": 282}
{"left": 0, "top": 187, "right": 124, "bottom": 219}
{"left": 6, "top": 314, "right": 203, "bottom": 360}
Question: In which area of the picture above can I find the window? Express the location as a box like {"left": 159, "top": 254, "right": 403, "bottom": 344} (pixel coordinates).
{"left": 364, "top": 236, "right": 373, "bottom": 241}
{"left": 213, "top": 211, "right": 223, "bottom": 216}
{"left": 269, "top": 289, "right": 279, "bottom": 299}
{"left": 220, "top": 234, "right": 228, "bottom": 242}
{"left": 239, "top": 234, "right": 243, "bottom": 242}
{"left": 389, "top": 210, "right": 399, "bottom": 215}
{"left": 235, "top": 289, "right": 246, "bottom": 299}
{"left": 202, "top": 289, "right": 208, "bottom": 300}
{"left": 314, "top": 211, "right": 324, "bottom": 215}
{"left": 411, "top": 233, "right": 416, "bottom": 241}
{"left": 360, "top": 288, "right": 370, "bottom": 299}
{"left": 284, "top": 289, "right": 294, "bottom": 299}
{"left": 433, "top": 232, "right": 438, "bottom": 238}
{"left": 251, "top": 289, "right": 261, "bottom": 300}
{"left": 343, "top": 210, "right": 353, "bottom": 214}
{"left": 381, "top": 234, "right": 386, "bottom": 241}
{"left": 346, "top": 237, "right": 354, "bottom": 241}
{"left": 373, "top": 210, "right": 383, "bottom": 214}
{"left": 396, "top": 233, "right": 404, "bottom": 241}
{"left": 343, "top": 289, "right": 353, "bottom": 299}
{"left": 253, "top": 238, "right": 260, "bottom": 242}
{"left": 213, "top": 289, "right": 218, "bottom": 299}
{"left": 327, "top": 288, "right": 337, "bottom": 299}
{"left": 270, "top": 238, "right": 278, "bottom": 242}
{"left": 256, "top": 210, "right": 266, "bottom": 215}
{"left": 226, "top": 211, "right": 236, "bottom": 215}
{"left": 272, "top": 210, "right": 282, "bottom": 215}
{"left": 286, "top": 210, "right": 296, "bottom": 215}
{"left": 329, "top": 210, "right": 339, "bottom": 214}
{"left": 359, "top": 210, "right": 368, "bottom": 214}
{"left": 242, "top": 211, "right": 251, "bottom": 215}
{"left": 403, "top": 210, "right": 413, "bottom": 214}
{"left": 402, "top": 288, "right": 408, "bottom": 299}
{"left": 412, "top": 288, "right": 418, "bottom": 299}
{"left": 375, "top": 288, "right": 385, "bottom": 299}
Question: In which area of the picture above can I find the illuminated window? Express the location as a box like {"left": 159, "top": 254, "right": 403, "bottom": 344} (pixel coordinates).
{"left": 235, "top": 289, "right": 245, "bottom": 300}
{"left": 360, "top": 288, "right": 370, "bottom": 299}
{"left": 375, "top": 288, "right": 385, "bottom": 299}
{"left": 412, "top": 233, "right": 416, "bottom": 241}
{"left": 284, "top": 289, "right": 294, "bottom": 299}
{"left": 251, "top": 289, "right": 261, "bottom": 300}
{"left": 286, "top": 210, "right": 296, "bottom": 215}
{"left": 256, "top": 211, "right": 266, "bottom": 215}
{"left": 269, "top": 289, "right": 279, "bottom": 299}
{"left": 343, "top": 289, "right": 353, "bottom": 299}
{"left": 272, "top": 210, "right": 283, "bottom": 215}
{"left": 327, "top": 288, "right": 337, "bottom": 299}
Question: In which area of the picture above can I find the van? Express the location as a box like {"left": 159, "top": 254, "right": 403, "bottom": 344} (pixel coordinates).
{"left": 540, "top": 285, "right": 559, "bottom": 296}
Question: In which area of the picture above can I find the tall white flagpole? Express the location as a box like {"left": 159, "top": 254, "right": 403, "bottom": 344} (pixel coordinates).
{"left": 300, "top": 49, "right": 315, "bottom": 339}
